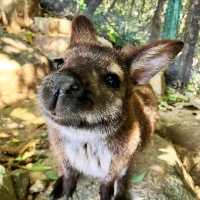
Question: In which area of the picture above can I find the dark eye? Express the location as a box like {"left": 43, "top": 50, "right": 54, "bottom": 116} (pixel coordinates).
{"left": 50, "top": 58, "right": 64, "bottom": 70}
{"left": 104, "top": 73, "right": 121, "bottom": 89}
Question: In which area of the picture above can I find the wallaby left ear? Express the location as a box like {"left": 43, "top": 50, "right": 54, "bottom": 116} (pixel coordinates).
{"left": 126, "top": 40, "right": 184, "bottom": 85}
{"left": 70, "top": 15, "right": 97, "bottom": 47}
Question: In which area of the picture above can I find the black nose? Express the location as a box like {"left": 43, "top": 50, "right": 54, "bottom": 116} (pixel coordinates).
{"left": 60, "top": 75, "right": 82, "bottom": 97}
{"left": 46, "top": 73, "right": 83, "bottom": 111}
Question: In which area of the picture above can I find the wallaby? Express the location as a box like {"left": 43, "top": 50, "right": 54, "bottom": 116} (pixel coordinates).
{"left": 38, "top": 15, "right": 183, "bottom": 200}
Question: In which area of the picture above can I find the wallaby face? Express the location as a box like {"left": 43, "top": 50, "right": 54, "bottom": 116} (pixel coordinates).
{"left": 39, "top": 44, "right": 128, "bottom": 131}
{"left": 38, "top": 15, "right": 183, "bottom": 200}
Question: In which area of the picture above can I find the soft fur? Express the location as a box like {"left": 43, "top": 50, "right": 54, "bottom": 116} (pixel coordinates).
{"left": 38, "top": 15, "right": 183, "bottom": 200}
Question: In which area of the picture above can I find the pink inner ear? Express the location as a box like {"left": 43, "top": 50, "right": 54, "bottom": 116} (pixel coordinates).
{"left": 128, "top": 40, "right": 183, "bottom": 85}
{"left": 147, "top": 53, "right": 170, "bottom": 69}
{"left": 131, "top": 52, "right": 173, "bottom": 85}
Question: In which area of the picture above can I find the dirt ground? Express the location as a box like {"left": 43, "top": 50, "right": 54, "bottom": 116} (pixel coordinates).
{"left": 0, "top": 3, "right": 200, "bottom": 198}
{"left": 0, "top": 96, "right": 102, "bottom": 200}
{"left": 0, "top": 96, "right": 200, "bottom": 200}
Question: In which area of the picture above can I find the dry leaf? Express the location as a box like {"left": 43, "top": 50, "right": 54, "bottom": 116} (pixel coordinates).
{"left": 10, "top": 108, "right": 44, "bottom": 125}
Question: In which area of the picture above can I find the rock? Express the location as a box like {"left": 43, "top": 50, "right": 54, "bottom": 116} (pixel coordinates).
{"left": 43, "top": 135, "right": 195, "bottom": 200}
{"left": 157, "top": 109, "right": 200, "bottom": 151}
{"left": 0, "top": 164, "right": 17, "bottom": 200}
{"left": 190, "top": 160, "right": 200, "bottom": 186}
{"left": 72, "top": 177, "right": 99, "bottom": 200}
{"left": 0, "top": 32, "right": 49, "bottom": 108}
{"left": 34, "top": 34, "right": 70, "bottom": 58}
{"left": 33, "top": 17, "right": 112, "bottom": 58}
{"left": 29, "top": 171, "right": 47, "bottom": 185}
{"left": 32, "top": 17, "right": 72, "bottom": 36}
{"left": 34, "top": 183, "right": 54, "bottom": 200}
{"left": 129, "top": 135, "right": 195, "bottom": 199}
{"left": 184, "top": 98, "right": 200, "bottom": 110}
{"left": 0, "top": 0, "right": 16, "bottom": 13}
{"left": 0, "top": 0, "right": 17, "bottom": 26}
{"left": 34, "top": 34, "right": 113, "bottom": 58}
{"left": 27, "top": 194, "right": 33, "bottom": 200}
{"left": 162, "top": 175, "right": 194, "bottom": 200}
{"left": 0, "top": 0, "right": 40, "bottom": 32}
{"left": 29, "top": 179, "right": 46, "bottom": 194}
{"left": 11, "top": 169, "right": 30, "bottom": 200}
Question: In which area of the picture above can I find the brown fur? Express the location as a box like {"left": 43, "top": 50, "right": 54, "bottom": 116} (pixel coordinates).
{"left": 38, "top": 15, "right": 183, "bottom": 200}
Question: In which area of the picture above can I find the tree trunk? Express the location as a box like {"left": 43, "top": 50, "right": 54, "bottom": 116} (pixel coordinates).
{"left": 162, "top": 0, "right": 182, "bottom": 39}
{"left": 85, "top": 0, "right": 102, "bottom": 17}
{"left": 179, "top": 0, "right": 200, "bottom": 87}
{"left": 107, "top": 0, "right": 118, "bottom": 13}
{"left": 161, "top": 0, "right": 182, "bottom": 89}
{"left": 128, "top": 0, "right": 136, "bottom": 16}
{"left": 141, "top": 0, "right": 146, "bottom": 15}
{"left": 149, "top": 0, "right": 166, "bottom": 41}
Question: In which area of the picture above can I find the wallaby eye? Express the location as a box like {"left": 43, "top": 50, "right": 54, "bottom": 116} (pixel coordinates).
{"left": 105, "top": 73, "right": 121, "bottom": 89}
{"left": 50, "top": 58, "right": 64, "bottom": 70}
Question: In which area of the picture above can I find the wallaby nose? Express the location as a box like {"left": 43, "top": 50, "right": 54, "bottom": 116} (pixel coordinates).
{"left": 46, "top": 74, "right": 82, "bottom": 111}
{"left": 59, "top": 74, "right": 82, "bottom": 97}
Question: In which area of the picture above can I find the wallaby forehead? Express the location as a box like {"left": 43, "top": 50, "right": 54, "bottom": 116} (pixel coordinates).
{"left": 63, "top": 45, "right": 125, "bottom": 73}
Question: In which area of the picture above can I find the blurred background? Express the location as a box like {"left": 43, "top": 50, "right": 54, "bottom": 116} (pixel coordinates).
{"left": 0, "top": 0, "right": 200, "bottom": 200}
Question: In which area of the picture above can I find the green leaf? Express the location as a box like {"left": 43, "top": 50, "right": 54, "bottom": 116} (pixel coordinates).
{"left": 168, "top": 94, "right": 177, "bottom": 102}
{"left": 0, "top": 165, "right": 6, "bottom": 185}
{"left": 45, "top": 170, "right": 58, "bottom": 181}
{"left": 15, "top": 155, "right": 24, "bottom": 161}
{"left": 131, "top": 171, "right": 147, "bottom": 184}
{"left": 25, "top": 162, "right": 51, "bottom": 172}
{"left": 107, "top": 27, "right": 119, "bottom": 43}
{"left": 159, "top": 100, "right": 169, "bottom": 108}
{"left": 79, "top": 0, "right": 87, "bottom": 12}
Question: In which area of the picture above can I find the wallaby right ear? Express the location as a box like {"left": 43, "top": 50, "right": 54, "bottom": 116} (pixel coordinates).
{"left": 122, "top": 40, "right": 184, "bottom": 85}
{"left": 70, "top": 15, "right": 97, "bottom": 47}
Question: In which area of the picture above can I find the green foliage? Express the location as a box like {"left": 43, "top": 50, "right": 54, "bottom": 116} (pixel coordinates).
{"left": 90, "top": 0, "right": 157, "bottom": 46}
{"left": 131, "top": 171, "right": 147, "bottom": 184}
{"left": 24, "top": 161, "right": 51, "bottom": 172}
{"left": 92, "top": 13, "right": 140, "bottom": 46}
{"left": 78, "top": 0, "right": 87, "bottom": 13}
{"left": 44, "top": 170, "right": 58, "bottom": 181}
{"left": 75, "top": 0, "right": 199, "bottom": 95}
{"left": 25, "top": 161, "right": 58, "bottom": 180}
{"left": 161, "top": 88, "right": 189, "bottom": 105}
{"left": 186, "top": 69, "right": 200, "bottom": 95}
{"left": 0, "top": 165, "right": 6, "bottom": 185}
{"left": 105, "top": 26, "right": 119, "bottom": 44}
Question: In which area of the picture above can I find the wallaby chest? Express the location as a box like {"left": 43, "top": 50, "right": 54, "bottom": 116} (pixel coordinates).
{"left": 50, "top": 124, "right": 112, "bottom": 179}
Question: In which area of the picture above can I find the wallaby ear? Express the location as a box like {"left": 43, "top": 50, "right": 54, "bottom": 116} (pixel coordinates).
{"left": 125, "top": 40, "right": 184, "bottom": 85}
{"left": 121, "top": 44, "right": 139, "bottom": 59}
{"left": 70, "top": 15, "right": 97, "bottom": 46}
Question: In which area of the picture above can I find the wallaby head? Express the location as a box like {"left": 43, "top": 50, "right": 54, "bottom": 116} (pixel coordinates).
{"left": 38, "top": 15, "right": 183, "bottom": 132}
{"left": 38, "top": 15, "right": 183, "bottom": 200}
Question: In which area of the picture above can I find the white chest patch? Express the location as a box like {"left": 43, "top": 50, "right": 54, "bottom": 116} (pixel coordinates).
{"left": 49, "top": 121, "right": 112, "bottom": 179}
